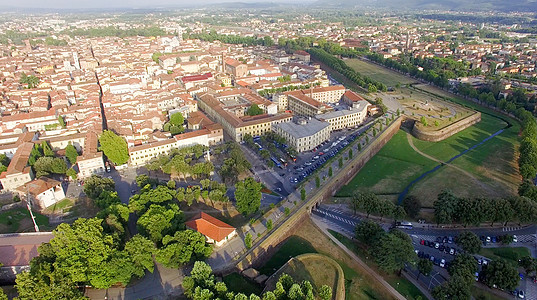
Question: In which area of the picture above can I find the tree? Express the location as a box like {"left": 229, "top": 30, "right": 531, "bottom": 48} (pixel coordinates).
{"left": 328, "top": 167, "right": 333, "bottom": 177}
{"left": 354, "top": 220, "right": 384, "bottom": 245}
{"left": 33, "top": 156, "right": 68, "bottom": 177}
{"left": 266, "top": 219, "right": 273, "bottom": 231}
{"left": 235, "top": 177, "right": 262, "bottom": 215}
{"left": 124, "top": 235, "right": 157, "bottom": 277}
{"left": 392, "top": 205, "right": 406, "bottom": 222}
{"left": 245, "top": 233, "right": 252, "bottom": 249}
{"left": 402, "top": 196, "right": 421, "bottom": 219}
{"left": 481, "top": 259, "right": 519, "bottom": 291}
{"left": 348, "top": 149, "right": 353, "bottom": 159}
{"left": 94, "top": 190, "right": 121, "bottom": 209}
{"left": 417, "top": 258, "right": 433, "bottom": 279}
{"left": 137, "top": 204, "right": 184, "bottom": 244}
{"left": 83, "top": 175, "right": 115, "bottom": 199}
{"left": 65, "top": 143, "right": 79, "bottom": 164}
{"left": 66, "top": 168, "right": 77, "bottom": 180}
{"left": 448, "top": 253, "right": 478, "bottom": 285}
{"left": 20, "top": 72, "right": 39, "bottom": 89}
{"left": 300, "top": 188, "right": 306, "bottom": 201}
{"left": 373, "top": 230, "right": 417, "bottom": 274}
{"left": 58, "top": 115, "right": 66, "bottom": 128}
{"left": 169, "top": 112, "right": 185, "bottom": 126}
{"left": 455, "top": 232, "right": 481, "bottom": 254}
{"left": 315, "top": 176, "right": 320, "bottom": 188}
{"left": 42, "top": 141, "right": 54, "bottom": 157}
{"left": 99, "top": 130, "right": 129, "bottom": 165}
{"left": 155, "top": 230, "right": 212, "bottom": 268}
{"left": 519, "top": 256, "right": 537, "bottom": 274}
{"left": 432, "top": 274, "right": 472, "bottom": 300}
{"left": 420, "top": 116, "right": 428, "bottom": 126}
{"left": 246, "top": 104, "right": 263, "bottom": 116}
{"left": 338, "top": 157, "right": 343, "bottom": 168}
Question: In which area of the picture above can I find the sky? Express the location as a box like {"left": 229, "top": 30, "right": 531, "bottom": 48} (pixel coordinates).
{"left": 0, "top": 0, "right": 298, "bottom": 9}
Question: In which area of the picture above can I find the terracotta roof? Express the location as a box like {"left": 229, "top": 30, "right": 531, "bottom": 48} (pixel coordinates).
{"left": 185, "top": 212, "right": 235, "bottom": 243}
{"left": 0, "top": 233, "right": 54, "bottom": 267}
{"left": 17, "top": 177, "right": 61, "bottom": 196}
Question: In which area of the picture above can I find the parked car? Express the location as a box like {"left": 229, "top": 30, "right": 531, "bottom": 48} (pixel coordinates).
{"left": 518, "top": 290, "right": 525, "bottom": 299}
{"left": 440, "top": 259, "right": 446, "bottom": 268}
{"left": 513, "top": 235, "right": 518, "bottom": 243}
{"left": 486, "top": 236, "right": 491, "bottom": 243}
{"left": 449, "top": 248, "right": 455, "bottom": 255}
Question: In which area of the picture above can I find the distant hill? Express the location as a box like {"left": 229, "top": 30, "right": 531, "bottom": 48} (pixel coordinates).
{"left": 311, "top": 0, "right": 537, "bottom": 12}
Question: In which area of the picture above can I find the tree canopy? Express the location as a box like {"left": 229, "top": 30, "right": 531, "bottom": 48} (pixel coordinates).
{"left": 234, "top": 177, "right": 262, "bottom": 215}
{"left": 246, "top": 104, "right": 264, "bottom": 116}
{"left": 99, "top": 130, "right": 129, "bottom": 165}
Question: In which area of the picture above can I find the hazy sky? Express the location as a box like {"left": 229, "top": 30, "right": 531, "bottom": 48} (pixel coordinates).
{"left": 1, "top": 0, "right": 295, "bottom": 9}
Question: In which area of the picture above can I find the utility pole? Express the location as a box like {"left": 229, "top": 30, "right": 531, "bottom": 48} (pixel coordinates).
{"left": 26, "top": 187, "right": 39, "bottom": 232}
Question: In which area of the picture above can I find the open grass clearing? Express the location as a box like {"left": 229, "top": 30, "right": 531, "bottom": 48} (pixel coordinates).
{"left": 0, "top": 207, "right": 50, "bottom": 233}
{"left": 479, "top": 247, "right": 530, "bottom": 268}
{"left": 264, "top": 254, "right": 341, "bottom": 295}
{"left": 336, "top": 130, "right": 437, "bottom": 197}
{"left": 328, "top": 230, "right": 426, "bottom": 300}
{"left": 258, "top": 235, "right": 318, "bottom": 275}
{"left": 345, "top": 59, "right": 416, "bottom": 86}
{"left": 471, "top": 286, "right": 506, "bottom": 300}
{"left": 222, "top": 273, "right": 263, "bottom": 296}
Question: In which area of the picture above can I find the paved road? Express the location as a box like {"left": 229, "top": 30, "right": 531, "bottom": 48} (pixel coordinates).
{"left": 312, "top": 204, "right": 537, "bottom": 299}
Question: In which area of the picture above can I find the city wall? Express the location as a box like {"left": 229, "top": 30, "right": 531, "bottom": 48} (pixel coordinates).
{"left": 232, "top": 117, "right": 403, "bottom": 273}
{"left": 411, "top": 112, "right": 481, "bottom": 142}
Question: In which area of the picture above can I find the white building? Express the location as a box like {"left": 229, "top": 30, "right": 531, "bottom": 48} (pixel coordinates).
{"left": 273, "top": 118, "right": 331, "bottom": 152}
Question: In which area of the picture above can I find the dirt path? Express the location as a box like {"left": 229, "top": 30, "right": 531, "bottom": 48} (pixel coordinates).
{"left": 405, "top": 132, "right": 497, "bottom": 195}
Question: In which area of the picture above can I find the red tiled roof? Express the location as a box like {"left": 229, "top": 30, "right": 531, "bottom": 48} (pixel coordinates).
{"left": 185, "top": 212, "right": 235, "bottom": 243}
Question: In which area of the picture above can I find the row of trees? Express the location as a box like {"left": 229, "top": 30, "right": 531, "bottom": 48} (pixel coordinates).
{"left": 145, "top": 145, "right": 214, "bottom": 180}
{"left": 63, "top": 26, "right": 166, "bottom": 38}
{"left": 433, "top": 190, "right": 537, "bottom": 226}
{"left": 183, "top": 261, "right": 333, "bottom": 300}
{"left": 185, "top": 30, "right": 274, "bottom": 47}
{"left": 366, "top": 52, "right": 480, "bottom": 88}
{"left": 257, "top": 82, "right": 321, "bottom": 97}
{"left": 354, "top": 221, "right": 417, "bottom": 274}
{"left": 350, "top": 192, "right": 406, "bottom": 221}
{"left": 308, "top": 48, "right": 387, "bottom": 93}
{"left": 218, "top": 143, "right": 252, "bottom": 184}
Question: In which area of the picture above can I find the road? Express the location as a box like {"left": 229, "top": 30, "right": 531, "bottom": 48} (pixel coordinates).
{"left": 312, "top": 204, "right": 537, "bottom": 299}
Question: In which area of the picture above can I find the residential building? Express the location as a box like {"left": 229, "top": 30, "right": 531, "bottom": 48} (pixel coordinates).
{"left": 224, "top": 58, "right": 248, "bottom": 78}
{"left": 185, "top": 212, "right": 236, "bottom": 247}
{"left": 17, "top": 177, "right": 65, "bottom": 209}
{"left": 273, "top": 118, "right": 330, "bottom": 152}
{"left": 0, "top": 142, "right": 34, "bottom": 191}
{"left": 76, "top": 132, "right": 105, "bottom": 178}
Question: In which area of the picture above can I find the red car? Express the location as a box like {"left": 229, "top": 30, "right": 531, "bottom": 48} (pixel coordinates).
{"left": 420, "top": 239, "right": 425, "bottom": 245}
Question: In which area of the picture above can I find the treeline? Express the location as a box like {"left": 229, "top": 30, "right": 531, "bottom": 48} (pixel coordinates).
{"left": 184, "top": 31, "right": 274, "bottom": 47}
{"left": 366, "top": 53, "right": 480, "bottom": 88}
{"left": 433, "top": 190, "right": 537, "bottom": 226}
{"left": 278, "top": 36, "right": 367, "bottom": 57}
{"left": 183, "top": 261, "right": 333, "bottom": 300}
{"left": 308, "top": 48, "right": 387, "bottom": 93}
{"left": 354, "top": 221, "right": 416, "bottom": 274}
{"left": 63, "top": 26, "right": 166, "bottom": 38}
{"left": 145, "top": 144, "right": 214, "bottom": 180}
{"left": 258, "top": 82, "right": 320, "bottom": 97}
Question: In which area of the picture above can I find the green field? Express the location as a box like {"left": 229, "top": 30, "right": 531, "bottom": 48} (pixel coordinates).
{"left": 479, "top": 247, "right": 530, "bottom": 267}
{"left": 336, "top": 61, "right": 521, "bottom": 208}
{"left": 258, "top": 236, "right": 318, "bottom": 275}
{"left": 222, "top": 273, "right": 263, "bottom": 295}
{"left": 345, "top": 59, "right": 417, "bottom": 86}
{"left": 337, "top": 130, "right": 437, "bottom": 197}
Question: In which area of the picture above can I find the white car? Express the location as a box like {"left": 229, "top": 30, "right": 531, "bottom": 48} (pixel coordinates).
{"left": 434, "top": 242, "right": 440, "bottom": 249}
{"left": 513, "top": 235, "right": 518, "bottom": 243}
{"left": 440, "top": 259, "right": 446, "bottom": 268}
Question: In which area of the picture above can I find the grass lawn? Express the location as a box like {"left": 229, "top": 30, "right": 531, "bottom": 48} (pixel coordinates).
{"left": 44, "top": 198, "right": 74, "bottom": 214}
{"left": 336, "top": 130, "right": 437, "bottom": 197}
{"left": 328, "top": 230, "right": 426, "bottom": 300}
{"left": 0, "top": 207, "right": 49, "bottom": 233}
{"left": 258, "top": 236, "right": 318, "bottom": 275}
{"left": 479, "top": 247, "right": 530, "bottom": 267}
{"left": 222, "top": 273, "right": 263, "bottom": 296}
{"left": 345, "top": 59, "right": 416, "bottom": 86}
{"left": 265, "top": 254, "right": 341, "bottom": 294}
{"left": 472, "top": 286, "right": 506, "bottom": 300}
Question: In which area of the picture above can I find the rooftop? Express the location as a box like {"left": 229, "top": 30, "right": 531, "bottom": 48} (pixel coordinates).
{"left": 274, "top": 118, "right": 330, "bottom": 139}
